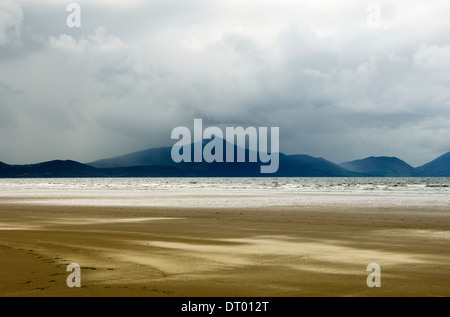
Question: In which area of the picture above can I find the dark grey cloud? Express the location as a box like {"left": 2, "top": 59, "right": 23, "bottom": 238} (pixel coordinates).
{"left": 0, "top": 0, "right": 449, "bottom": 166}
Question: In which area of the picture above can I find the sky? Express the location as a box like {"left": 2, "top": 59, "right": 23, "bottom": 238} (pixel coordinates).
{"left": 0, "top": 0, "right": 449, "bottom": 166}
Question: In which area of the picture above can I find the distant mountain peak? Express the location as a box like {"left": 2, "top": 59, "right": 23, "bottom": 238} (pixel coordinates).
{"left": 36, "top": 159, "right": 88, "bottom": 166}
{"left": 416, "top": 151, "right": 450, "bottom": 176}
{"left": 339, "top": 156, "right": 416, "bottom": 176}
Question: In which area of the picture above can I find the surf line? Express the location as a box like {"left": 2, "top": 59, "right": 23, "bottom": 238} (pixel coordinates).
{"left": 171, "top": 118, "right": 279, "bottom": 173}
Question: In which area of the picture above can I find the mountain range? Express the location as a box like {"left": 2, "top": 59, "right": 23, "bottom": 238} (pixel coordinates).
{"left": 0, "top": 142, "right": 449, "bottom": 177}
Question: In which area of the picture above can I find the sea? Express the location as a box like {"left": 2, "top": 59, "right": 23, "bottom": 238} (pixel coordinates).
{"left": 0, "top": 177, "right": 449, "bottom": 209}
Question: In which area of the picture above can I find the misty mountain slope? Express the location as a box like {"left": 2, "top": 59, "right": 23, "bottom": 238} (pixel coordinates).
{"left": 340, "top": 156, "right": 417, "bottom": 176}
{"left": 87, "top": 139, "right": 358, "bottom": 176}
{"left": 280, "top": 154, "right": 358, "bottom": 176}
{"left": 88, "top": 147, "right": 173, "bottom": 168}
{"left": 88, "top": 138, "right": 262, "bottom": 169}
{"left": 416, "top": 152, "right": 450, "bottom": 176}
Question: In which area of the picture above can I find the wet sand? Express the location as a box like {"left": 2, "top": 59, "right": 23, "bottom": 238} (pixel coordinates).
{"left": 0, "top": 198, "right": 449, "bottom": 296}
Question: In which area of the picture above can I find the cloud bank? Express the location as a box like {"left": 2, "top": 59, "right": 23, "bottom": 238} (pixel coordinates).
{"left": 0, "top": 0, "right": 449, "bottom": 166}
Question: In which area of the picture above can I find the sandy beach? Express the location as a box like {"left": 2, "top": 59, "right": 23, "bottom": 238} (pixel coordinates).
{"left": 0, "top": 184, "right": 448, "bottom": 297}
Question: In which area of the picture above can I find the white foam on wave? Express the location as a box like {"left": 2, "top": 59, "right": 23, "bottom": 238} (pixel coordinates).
{"left": 0, "top": 177, "right": 449, "bottom": 209}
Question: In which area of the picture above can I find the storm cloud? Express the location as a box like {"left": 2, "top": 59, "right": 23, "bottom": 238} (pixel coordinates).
{"left": 0, "top": 0, "right": 449, "bottom": 166}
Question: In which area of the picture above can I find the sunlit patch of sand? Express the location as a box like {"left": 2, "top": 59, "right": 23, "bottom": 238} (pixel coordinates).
{"left": 0, "top": 217, "right": 183, "bottom": 230}
{"left": 113, "top": 253, "right": 223, "bottom": 275}
{"left": 374, "top": 228, "right": 450, "bottom": 240}
{"left": 0, "top": 217, "right": 183, "bottom": 234}
{"left": 122, "top": 235, "right": 426, "bottom": 276}
{"left": 111, "top": 244, "right": 253, "bottom": 275}
{"left": 44, "top": 217, "right": 183, "bottom": 225}
{"left": 220, "top": 237, "right": 421, "bottom": 264}
{"left": 0, "top": 223, "right": 40, "bottom": 230}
